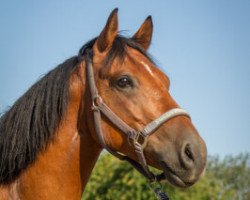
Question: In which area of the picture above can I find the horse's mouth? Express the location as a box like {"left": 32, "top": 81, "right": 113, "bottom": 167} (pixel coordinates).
{"left": 159, "top": 162, "right": 194, "bottom": 188}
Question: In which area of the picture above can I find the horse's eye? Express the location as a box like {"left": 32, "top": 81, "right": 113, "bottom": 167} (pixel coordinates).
{"left": 115, "top": 76, "right": 133, "bottom": 89}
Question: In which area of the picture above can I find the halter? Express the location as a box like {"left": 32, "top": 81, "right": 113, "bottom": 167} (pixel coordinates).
{"left": 79, "top": 48, "right": 190, "bottom": 200}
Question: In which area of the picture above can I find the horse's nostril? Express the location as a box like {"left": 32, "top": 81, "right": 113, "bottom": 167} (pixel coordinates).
{"left": 184, "top": 144, "right": 194, "bottom": 161}
{"left": 180, "top": 142, "right": 195, "bottom": 169}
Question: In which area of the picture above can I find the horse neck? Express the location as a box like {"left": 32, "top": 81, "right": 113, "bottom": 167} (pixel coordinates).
{"left": 9, "top": 62, "right": 102, "bottom": 200}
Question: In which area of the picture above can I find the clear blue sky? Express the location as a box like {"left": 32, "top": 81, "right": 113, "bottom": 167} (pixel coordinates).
{"left": 0, "top": 0, "right": 249, "bottom": 157}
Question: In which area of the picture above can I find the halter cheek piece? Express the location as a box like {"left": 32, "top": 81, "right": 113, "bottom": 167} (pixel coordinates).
{"left": 79, "top": 49, "right": 190, "bottom": 200}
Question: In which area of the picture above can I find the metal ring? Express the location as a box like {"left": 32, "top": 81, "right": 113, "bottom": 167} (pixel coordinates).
{"left": 91, "top": 95, "right": 103, "bottom": 111}
{"left": 134, "top": 132, "right": 148, "bottom": 148}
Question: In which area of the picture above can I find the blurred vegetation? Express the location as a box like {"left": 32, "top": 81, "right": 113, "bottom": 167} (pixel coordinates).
{"left": 82, "top": 153, "right": 250, "bottom": 200}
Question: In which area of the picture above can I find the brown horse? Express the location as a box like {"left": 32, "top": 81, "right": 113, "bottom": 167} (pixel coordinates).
{"left": 0, "top": 9, "right": 207, "bottom": 200}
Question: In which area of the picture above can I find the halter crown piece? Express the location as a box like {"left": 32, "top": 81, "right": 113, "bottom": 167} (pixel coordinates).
{"left": 78, "top": 47, "right": 190, "bottom": 200}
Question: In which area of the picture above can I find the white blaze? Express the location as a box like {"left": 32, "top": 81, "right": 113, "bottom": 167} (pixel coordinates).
{"left": 140, "top": 61, "right": 154, "bottom": 76}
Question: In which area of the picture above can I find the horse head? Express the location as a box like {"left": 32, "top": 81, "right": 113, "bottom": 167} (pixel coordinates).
{"left": 84, "top": 9, "right": 207, "bottom": 188}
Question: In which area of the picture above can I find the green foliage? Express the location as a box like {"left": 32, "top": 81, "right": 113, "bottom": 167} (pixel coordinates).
{"left": 82, "top": 153, "right": 250, "bottom": 200}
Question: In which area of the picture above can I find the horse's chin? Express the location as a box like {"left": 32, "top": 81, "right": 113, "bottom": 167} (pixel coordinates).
{"left": 158, "top": 162, "right": 196, "bottom": 188}
{"left": 160, "top": 171, "right": 194, "bottom": 188}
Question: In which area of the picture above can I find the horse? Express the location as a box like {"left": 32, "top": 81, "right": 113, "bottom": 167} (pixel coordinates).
{"left": 0, "top": 9, "right": 207, "bottom": 200}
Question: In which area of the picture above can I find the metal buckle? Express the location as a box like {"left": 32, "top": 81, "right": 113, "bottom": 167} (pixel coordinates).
{"left": 127, "top": 131, "right": 136, "bottom": 146}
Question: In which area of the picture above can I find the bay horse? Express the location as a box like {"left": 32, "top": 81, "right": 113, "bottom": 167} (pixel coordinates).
{"left": 0, "top": 9, "right": 207, "bottom": 200}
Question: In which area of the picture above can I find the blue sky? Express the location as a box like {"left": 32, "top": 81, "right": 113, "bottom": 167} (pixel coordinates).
{"left": 0, "top": 0, "right": 249, "bottom": 157}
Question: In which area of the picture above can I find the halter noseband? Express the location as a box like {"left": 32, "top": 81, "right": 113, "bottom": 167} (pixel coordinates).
{"left": 79, "top": 49, "right": 190, "bottom": 200}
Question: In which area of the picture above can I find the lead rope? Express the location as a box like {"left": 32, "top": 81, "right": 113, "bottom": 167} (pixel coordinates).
{"left": 149, "top": 182, "right": 170, "bottom": 200}
{"left": 81, "top": 49, "right": 171, "bottom": 200}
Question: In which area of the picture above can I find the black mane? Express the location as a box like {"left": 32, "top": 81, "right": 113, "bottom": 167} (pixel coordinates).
{"left": 0, "top": 57, "right": 78, "bottom": 184}
{"left": 0, "top": 35, "right": 152, "bottom": 184}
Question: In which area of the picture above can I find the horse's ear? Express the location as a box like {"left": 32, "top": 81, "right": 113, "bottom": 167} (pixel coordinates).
{"left": 132, "top": 16, "right": 153, "bottom": 50}
{"left": 93, "top": 8, "right": 118, "bottom": 54}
